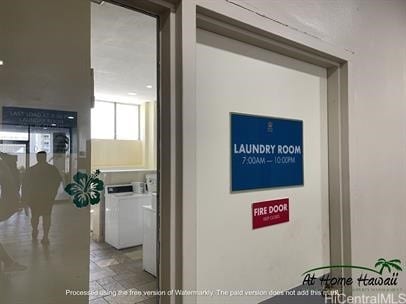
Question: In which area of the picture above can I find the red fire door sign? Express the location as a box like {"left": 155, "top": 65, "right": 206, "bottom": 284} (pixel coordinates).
{"left": 252, "top": 198, "right": 289, "bottom": 229}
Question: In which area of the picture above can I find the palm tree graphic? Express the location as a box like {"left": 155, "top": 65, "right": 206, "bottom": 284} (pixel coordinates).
{"left": 375, "top": 258, "right": 402, "bottom": 275}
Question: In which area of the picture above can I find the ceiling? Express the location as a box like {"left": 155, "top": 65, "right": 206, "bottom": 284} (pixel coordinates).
{"left": 91, "top": 2, "right": 157, "bottom": 104}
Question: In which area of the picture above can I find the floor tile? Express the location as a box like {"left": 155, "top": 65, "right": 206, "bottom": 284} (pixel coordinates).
{"left": 89, "top": 281, "right": 107, "bottom": 301}
{"left": 95, "top": 258, "right": 120, "bottom": 268}
{"left": 102, "top": 281, "right": 126, "bottom": 293}
{"left": 136, "top": 281, "right": 158, "bottom": 293}
{"left": 90, "top": 269, "right": 116, "bottom": 281}
{"left": 124, "top": 250, "right": 142, "bottom": 260}
{"left": 90, "top": 298, "right": 110, "bottom": 304}
{"left": 103, "top": 290, "right": 148, "bottom": 304}
{"left": 111, "top": 271, "right": 138, "bottom": 282}
{"left": 138, "top": 297, "right": 158, "bottom": 304}
{"left": 118, "top": 275, "right": 155, "bottom": 290}
{"left": 90, "top": 240, "right": 158, "bottom": 303}
{"left": 97, "top": 276, "right": 118, "bottom": 287}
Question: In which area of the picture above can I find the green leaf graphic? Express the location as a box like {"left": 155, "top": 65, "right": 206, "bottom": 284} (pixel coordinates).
{"left": 65, "top": 170, "right": 104, "bottom": 208}
{"left": 374, "top": 258, "right": 403, "bottom": 275}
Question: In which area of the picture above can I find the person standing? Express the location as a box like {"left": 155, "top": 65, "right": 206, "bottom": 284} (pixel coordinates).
{"left": 22, "top": 151, "right": 62, "bottom": 244}
{"left": 0, "top": 154, "right": 26, "bottom": 272}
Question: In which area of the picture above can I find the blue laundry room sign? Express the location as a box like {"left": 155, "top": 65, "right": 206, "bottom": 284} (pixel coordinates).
{"left": 231, "top": 113, "right": 303, "bottom": 191}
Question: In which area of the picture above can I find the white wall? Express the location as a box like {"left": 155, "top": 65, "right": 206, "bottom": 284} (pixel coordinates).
{"left": 225, "top": 0, "right": 406, "bottom": 295}
{"left": 195, "top": 29, "right": 329, "bottom": 303}
{"left": 0, "top": 1, "right": 91, "bottom": 303}
{"left": 189, "top": 0, "right": 406, "bottom": 300}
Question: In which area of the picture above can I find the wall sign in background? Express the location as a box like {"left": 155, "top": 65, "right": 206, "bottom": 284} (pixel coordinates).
{"left": 252, "top": 198, "right": 289, "bottom": 229}
{"left": 3, "top": 106, "right": 77, "bottom": 128}
{"left": 231, "top": 113, "right": 303, "bottom": 191}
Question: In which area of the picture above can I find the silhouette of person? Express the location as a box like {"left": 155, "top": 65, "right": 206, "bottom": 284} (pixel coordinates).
{"left": 0, "top": 153, "right": 20, "bottom": 195}
{"left": 0, "top": 153, "right": 26, "bottom": 272}
{"left": 22, "top": 151, "right": 62, "bottom": 244}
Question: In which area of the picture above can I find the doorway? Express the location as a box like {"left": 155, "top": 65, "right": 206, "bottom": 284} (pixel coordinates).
{"left": 89, "top": 1, "right": 159, "bottom": 303}
{"left": 193, "top": 28, "right": 329, "bottom": 303}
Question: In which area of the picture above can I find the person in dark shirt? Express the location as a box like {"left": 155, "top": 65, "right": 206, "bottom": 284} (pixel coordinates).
{"left": 22, "top": 151, "right": 62, "bottom": 244}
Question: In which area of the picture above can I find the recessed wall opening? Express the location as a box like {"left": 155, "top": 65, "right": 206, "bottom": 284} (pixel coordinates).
{"left": 90, "top": 1, "right": 159, "bottom": 303}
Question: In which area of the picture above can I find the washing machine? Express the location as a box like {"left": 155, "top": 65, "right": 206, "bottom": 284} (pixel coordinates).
{"left": 105, "top": 184, "right": 152, "bottom": 249}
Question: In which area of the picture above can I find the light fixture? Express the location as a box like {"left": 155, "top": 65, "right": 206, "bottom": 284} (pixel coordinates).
{"left": 67, "top": 116, "right": 75, "bottom": 120}
{"left": 0, "top": 60, "right": 4, "bottom": 66}
{"left": 51, "top": 123, "right": 56, "bottom": 127}
{"left": 146, "top": 85, "right": 153, "bottom": 89}
{"left": 128, "top": 92, "right": 137, "bottom": 96}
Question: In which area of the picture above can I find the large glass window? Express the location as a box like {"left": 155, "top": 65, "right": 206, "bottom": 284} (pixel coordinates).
{"left": 116, "top": 103, "right": 139, "bottom": 140}
{"left": 91, "top": 100, "right": 139, "bottom": 140}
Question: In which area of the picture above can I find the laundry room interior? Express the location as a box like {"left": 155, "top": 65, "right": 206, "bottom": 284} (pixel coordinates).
{"left": 88, "top": 1, "right": 158, "bottom": 301}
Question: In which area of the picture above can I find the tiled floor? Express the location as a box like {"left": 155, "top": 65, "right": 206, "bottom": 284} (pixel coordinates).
{"left": 0, "top": 203, "right": 95, "bottom": 303}
{"left": 0, "top": 202, "right": 157, "bottom": 304}
{"left": 89, "top": 240, "right": 157, "bottom": 304}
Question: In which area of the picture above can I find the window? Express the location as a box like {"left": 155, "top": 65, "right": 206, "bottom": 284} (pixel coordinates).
{"left": 116, "top": 103, "right": 139, "bottom": 140}
{"left": 91, "top": 101, "right": 115, "bottom": 139}
{"left": 91, "top": 101, "right": 140, "bottom": 140}
{"left": 0, "top": 125, "right": 29, "bottom": 141}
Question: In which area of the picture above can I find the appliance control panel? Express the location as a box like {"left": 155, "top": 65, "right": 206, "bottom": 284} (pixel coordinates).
{"left": 106, "top": 185, "right": 133, "bottom": 194}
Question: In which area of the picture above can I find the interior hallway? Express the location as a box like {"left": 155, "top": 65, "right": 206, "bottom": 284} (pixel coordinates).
{"left": 0, "top": 203, "right": 156, "bottom": 304}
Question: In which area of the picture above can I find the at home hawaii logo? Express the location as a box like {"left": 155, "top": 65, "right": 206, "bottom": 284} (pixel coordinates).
{"left": 302, "top": 258, "right": 403, "bottom": 288}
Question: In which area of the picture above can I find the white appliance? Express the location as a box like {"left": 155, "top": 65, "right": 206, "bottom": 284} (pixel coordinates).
{"left": 142, "top": 203, "right": 156, "bottom": 276}
{"left": 145, "top": 173, "right": 157, "bottom": 193}
{"left": 105, "top": 184, "right": 152, "bottom": 249}
{"left": 132, "top": 181, "right": 145, "bottom": 194}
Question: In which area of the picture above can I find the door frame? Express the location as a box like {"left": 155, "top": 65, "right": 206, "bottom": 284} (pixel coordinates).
{"left": 95, "top": 1, "right": 181, "bottom": 304}
{"left": 92, "top": 1, "right": 352, "bottom": 303}
{"left": 179, "top": 1, "right": 352, "bottom": 303}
